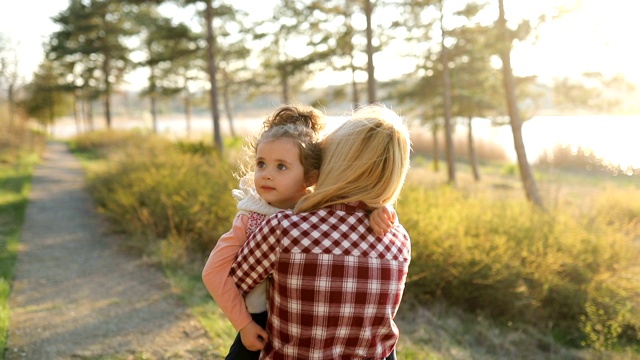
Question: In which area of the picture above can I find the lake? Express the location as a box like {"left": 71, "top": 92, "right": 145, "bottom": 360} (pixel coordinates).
{"left": 479, "top": 115, "right": 639, "bottom": 170}
{"left": 51, "top": 114, "right": 640, "bottom": 170}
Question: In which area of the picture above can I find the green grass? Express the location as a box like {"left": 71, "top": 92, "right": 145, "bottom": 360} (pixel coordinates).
{"left": 0, "top": 154, "right": 38, "bottom": 357}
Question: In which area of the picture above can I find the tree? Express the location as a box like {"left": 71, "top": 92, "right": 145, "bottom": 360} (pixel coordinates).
{"left": 392, "top": 0, "right": 463, "bottom": 179}
{"left": 249, "top": 0, "right": 334, "bottom": 104}
{"left": 553, "top": 72, "right": 631, "bottom": 114}
{"left": 334, "top": 0, "right": 362, "bottom": 108}
{"left": 47, "top": 1, "right": 100, "bottom": 133}
{"left": 134, "top": 4, "right": 203, "bottom": 134}
{"left": 22, "top": 60, "right": 72, "bottom": 131}
{"left": 438, "top": 0, "right": 456, "bottom": 184}
{"left": 0, "top": 34, "right": 21, "bottom": 124}
{"left": 203, "top": 0, "right": 223, "bottom": 152}
{"left": 49, "top": 0, "right": 135, "bottom": 130}
{"left": 174, "top": 0, "right": 250, "bottom": 152}
{"left": 447, "top": 3, "right": 504, "bottom": 182}
{"left": 217, "top": 40, "right": 251, "bottom": 138}
{"left": 496, "top": 0, "right": 544, "bottom": 209}
{"left": 133, "top": 0, "right": 252, "bottom": 146}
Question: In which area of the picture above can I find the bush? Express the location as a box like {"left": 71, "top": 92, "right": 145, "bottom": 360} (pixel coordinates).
{"left": 0, "top": 121, "right": 45, "bottom": 163}
{"left": 69, "top": 129, "right": 142, "bottom": 156}
{"left": 398, "top": 184, "right": 640, "bottom": 348}
{"left": 80, "top": 132, "right": 237, "bottom": 267}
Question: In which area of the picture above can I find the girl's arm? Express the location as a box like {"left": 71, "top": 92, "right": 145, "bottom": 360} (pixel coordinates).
{"left": 202, "top": 213, "right": 253, "bottom": 331}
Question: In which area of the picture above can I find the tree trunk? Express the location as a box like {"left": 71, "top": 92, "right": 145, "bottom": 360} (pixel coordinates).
{"left": 81, "top": 95, "right": 88, "bottom": 133}
{"left": 151, "top": 94, "right": 158, "bottom": 134}
{"left": 7, "top": 52, "right": 18, "bottom": 125}
{"left": 345, "top": 2, "right": 359, "bottom": 108}
{"left": 432, "top": 123, "right": 440, "bottom": 172}
{"left": 205, "top": 0, "right": 223, "bottom": 153}
{"left": 364, "top": 0, "right": 376, "bottom": 104}
{"left": 281, "top": 67, "right": 290, "bottom": 104}
{"left": 498, "top": 0, "right": 544, "bottom": 209}
{"left": 184, "top": 87, "right": 192, "bottom": 139}
{"left": 221, "top": 70, "right": 236, "bottom": 137}
{"left": 48, "top": 86, "right": 55, "bottom": 134}
{"left": 102, "top": 55, "right": 112, "bottom": 129}
{"left": 467, "top": 117, "right": 480, "bottom": 181}
{"left": 73, "top": 90, "right": 81, "bottom": 135}
{"left": 88, "top": 100, "right": 94, "bottom": 132}
{"left": 350, "top": 59, "right": 359, "bottom": 109}
{"left": 440, "top": 2, "right": 456, "bottom": 185}
{"left": 8, "top": 83, "right": 15, "bottom": 125}
{"left": 150, "top": 67, "right": 158, "bottom": 134}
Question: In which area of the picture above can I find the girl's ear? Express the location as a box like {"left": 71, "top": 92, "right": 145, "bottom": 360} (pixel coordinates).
{"left": 305, "top": 170, "right": 319, "bottom": 187}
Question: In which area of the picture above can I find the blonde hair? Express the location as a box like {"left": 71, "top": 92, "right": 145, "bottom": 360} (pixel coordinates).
{"left": 295, "top": 104, "right": 411, "bottom": 213}
{"left": 238, "top": 104, "right": 325, "bottom": 184}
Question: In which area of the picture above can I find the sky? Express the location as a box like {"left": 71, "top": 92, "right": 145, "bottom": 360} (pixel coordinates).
{"left": 1, "top": 0, "right": 640, "bottom": 88}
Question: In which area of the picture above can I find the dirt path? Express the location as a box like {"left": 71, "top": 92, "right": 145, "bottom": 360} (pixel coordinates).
{"left": 5, "top": 142, "right": 214, "bottom": 359}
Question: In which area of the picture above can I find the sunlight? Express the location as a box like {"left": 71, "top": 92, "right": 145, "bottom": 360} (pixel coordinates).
{"left": 521, "top": 116, "right": 640, "bottom": 169}
{"left": 511, "top": 0, "right": 640, "bottom": 85}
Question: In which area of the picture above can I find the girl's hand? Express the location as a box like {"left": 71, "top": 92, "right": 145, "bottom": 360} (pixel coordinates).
{"left": 239, "top": 320, "right": 269, "bottom": 351}
{"left": 369, "top": 205, "right": 397, "bottom": 236}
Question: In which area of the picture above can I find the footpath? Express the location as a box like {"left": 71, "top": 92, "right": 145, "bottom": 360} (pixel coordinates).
{"left": 5, "top": 142, "right": 214, "bottom": 359}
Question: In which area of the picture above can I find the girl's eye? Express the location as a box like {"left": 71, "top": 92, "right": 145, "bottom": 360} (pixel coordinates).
{"left": 277, "top": 164, "right": 287, "bottom": 171}
{"left": 256, "top": 161, "right": 265, "bottom": 168}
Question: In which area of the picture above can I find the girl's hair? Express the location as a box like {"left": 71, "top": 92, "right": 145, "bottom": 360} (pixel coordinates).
{"left": 295, "top": 104, "right": 411, "bottom": 213}
{"left": 238, "top": 104, "right": 325, "bottom": 183}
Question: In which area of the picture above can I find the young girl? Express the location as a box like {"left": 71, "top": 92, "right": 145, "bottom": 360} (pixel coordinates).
{"left": 202, "top": 104, "right": 394, "bottom": 359}
{"left": 229, "top": 104, "right": 411, "bottom": 359}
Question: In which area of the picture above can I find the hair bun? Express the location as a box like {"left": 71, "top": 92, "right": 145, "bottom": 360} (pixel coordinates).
{"left": 263, "top": 105, "right": 325, "bottom": 133}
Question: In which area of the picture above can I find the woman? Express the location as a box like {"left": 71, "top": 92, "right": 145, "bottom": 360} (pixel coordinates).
{"left": 231, "top": 104, "right": 412, "bottom": 359}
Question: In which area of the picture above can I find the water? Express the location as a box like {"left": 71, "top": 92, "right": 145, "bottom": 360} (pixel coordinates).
{"left": 492, "top": 115, "right": 639, "bottom": 169}
{"left": 51, "top": 114, "right": 640, "bottom": 170}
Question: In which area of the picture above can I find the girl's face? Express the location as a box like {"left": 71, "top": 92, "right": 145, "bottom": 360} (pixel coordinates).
{"left": 254, "top": 138, "right": 309, "bottom": 209}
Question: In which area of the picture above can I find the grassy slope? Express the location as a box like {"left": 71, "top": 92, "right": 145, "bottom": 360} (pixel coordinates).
{"left": 71, "top": 136, "right": 640, "bottom": 359}
{"left": 0, "top": 155, "right": 38, "bottom": 357}
{"left": 394, "top": 162, "right": 640, "bottom": 359}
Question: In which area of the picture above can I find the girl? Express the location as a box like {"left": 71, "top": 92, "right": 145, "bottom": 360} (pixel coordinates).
{"left": 202, "top": 104, "right": 394, "bottom": 359}
{"left": 229, "top": 104, "right": 411, "bottom": 359}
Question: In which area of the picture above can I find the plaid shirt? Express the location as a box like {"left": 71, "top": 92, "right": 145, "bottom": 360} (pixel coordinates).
{"left": 231, "top": 202, "right": 411, "bottom": 360}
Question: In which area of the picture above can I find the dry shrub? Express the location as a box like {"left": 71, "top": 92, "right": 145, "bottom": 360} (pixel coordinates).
{"left": 0, "top": 121, "right": 45, "bottom": 163}
{"left": 398, "top": 183, "right": 640, "bottom": 349}
{"left": 409, "top": 126, "right": 509, "bottom": 163}
{"left": 79, "top": 131, "right": 237, "bottom": 265}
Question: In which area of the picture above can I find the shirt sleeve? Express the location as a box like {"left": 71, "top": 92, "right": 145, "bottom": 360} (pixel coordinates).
{"left": 231, "top": 213, "right": 282, "bottom": 296}
{"left": 202, "top": 213, "right": 253, "bottom": 331}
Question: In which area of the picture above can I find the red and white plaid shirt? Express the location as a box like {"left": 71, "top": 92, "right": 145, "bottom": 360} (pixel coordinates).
{"left": 231, "top": 202, "right": 411, "bottom": 359}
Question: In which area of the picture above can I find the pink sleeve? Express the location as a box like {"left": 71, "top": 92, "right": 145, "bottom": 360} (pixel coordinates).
{"left": 202, "top": 213, "right": 253, "bottom": 331}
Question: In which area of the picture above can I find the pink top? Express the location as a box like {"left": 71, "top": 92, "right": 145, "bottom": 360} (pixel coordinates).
{"left": 202, "top": 175, "right": 279, "bottom": 331}
{"left": 202, "top": 213, "right": 254, "bottom": 330}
